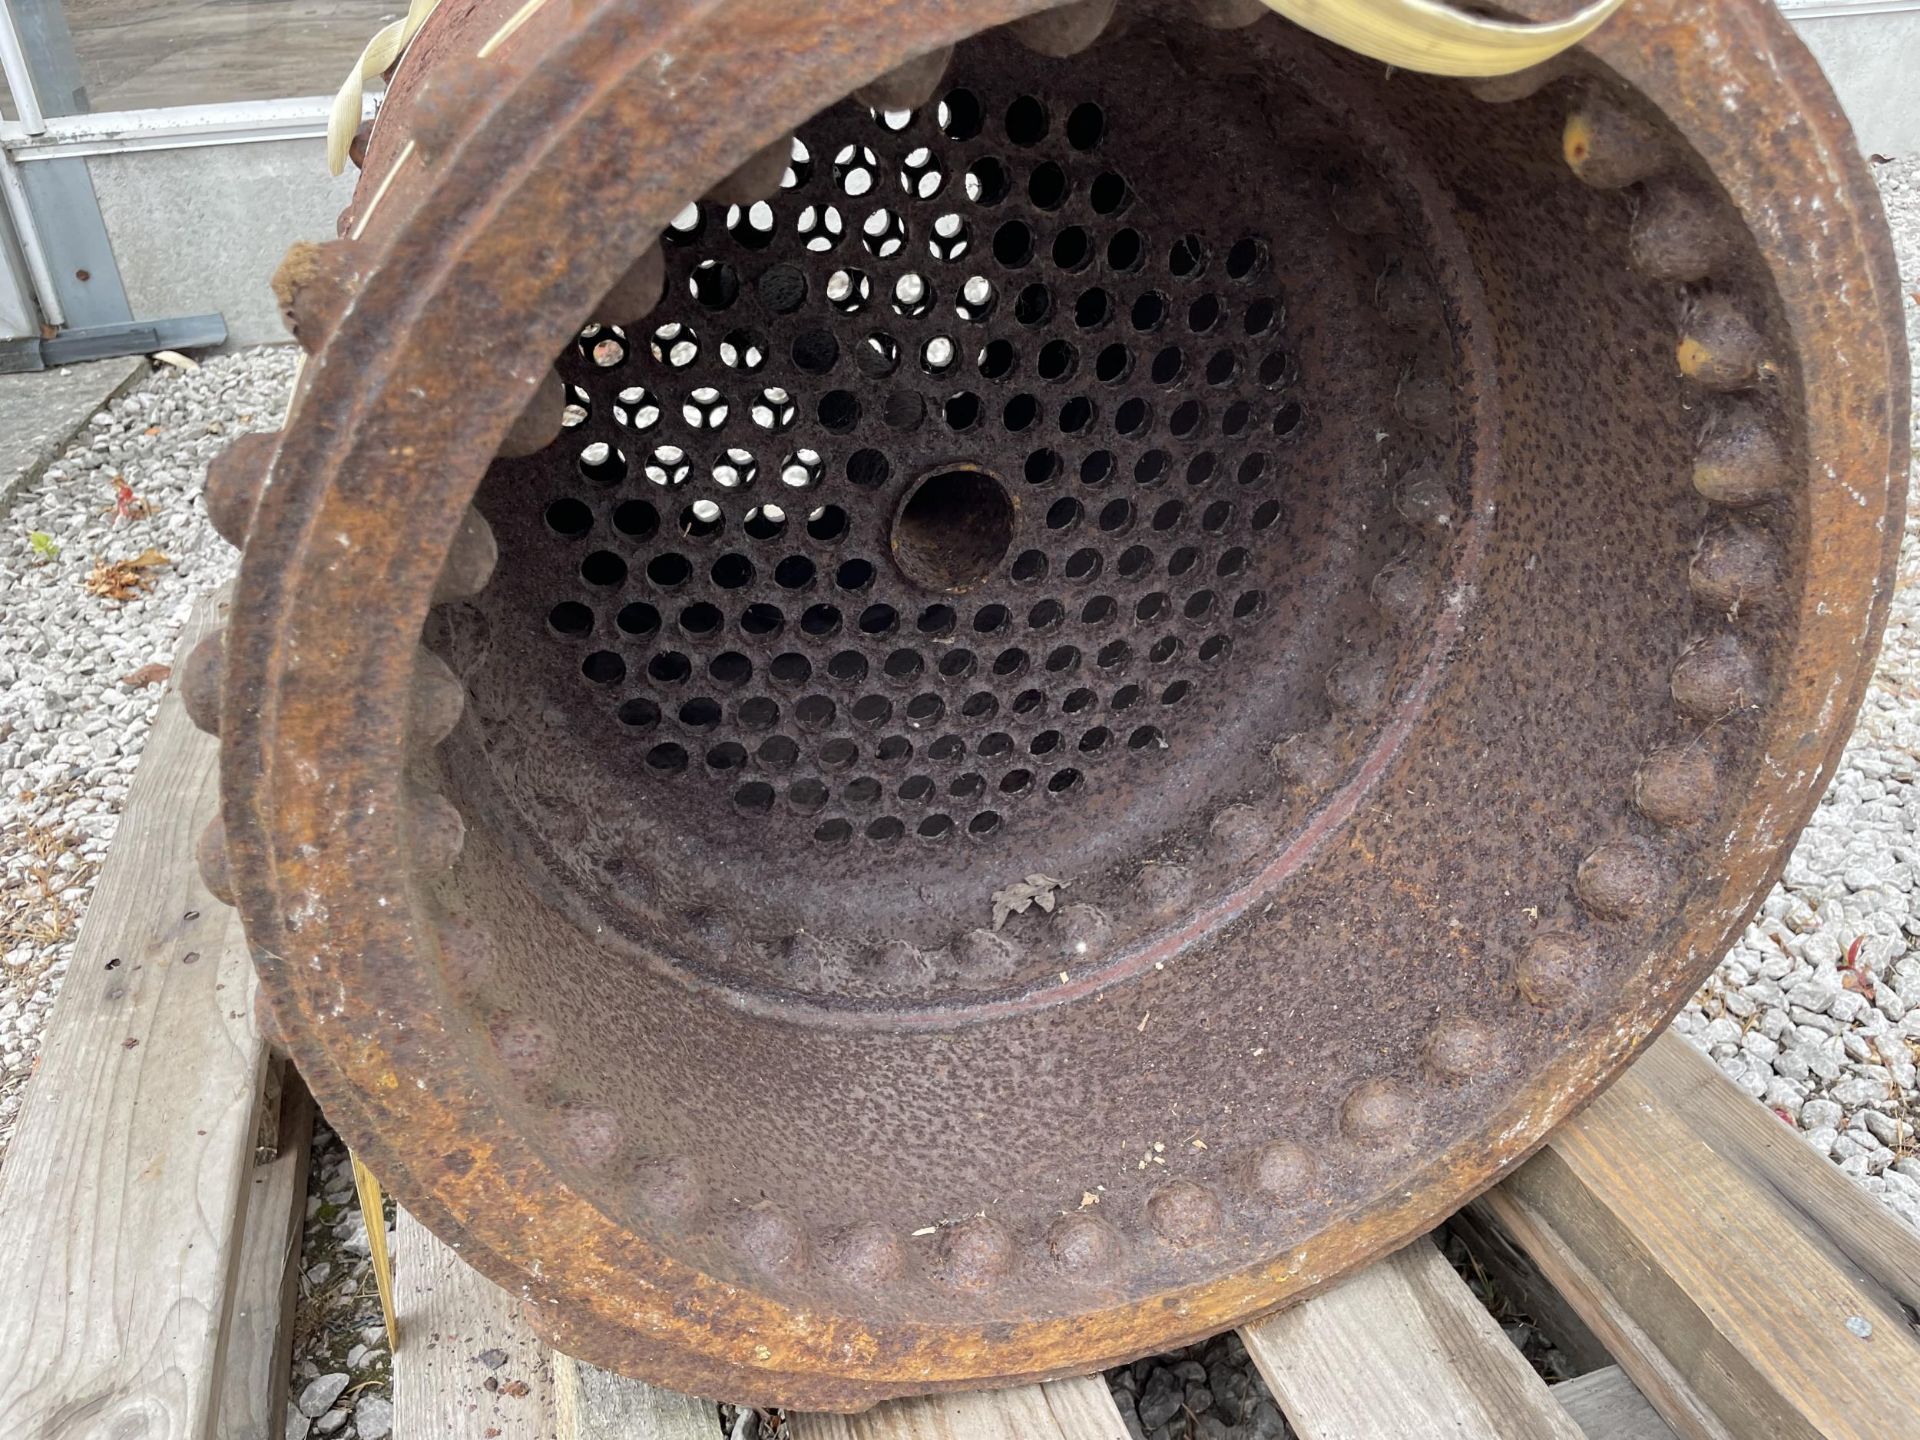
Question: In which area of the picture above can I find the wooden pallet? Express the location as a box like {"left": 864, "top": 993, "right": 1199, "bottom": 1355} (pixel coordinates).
{"left": 4, "top": 595, "right": 1920, "bottom": 1440}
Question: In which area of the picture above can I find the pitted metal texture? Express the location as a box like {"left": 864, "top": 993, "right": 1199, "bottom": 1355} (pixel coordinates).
{"left": 453, "top": 34, "right": 1460, "bottom": 1006}
{"left": 203, "top": 0, "right": 1908, "bottom": 1411}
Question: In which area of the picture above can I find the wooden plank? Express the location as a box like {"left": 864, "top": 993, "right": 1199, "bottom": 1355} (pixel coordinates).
{"left": 1474, "top": 1186, "right": 1731, "bottom": 1440}
{"left": 1550, "top": 1367, "right": 1680, "bottom": 1440}
{"left": 1441, "top": 1209, "right": 1614, "bottom": 1376}
{"left": 254, "top": 1052, "right": 288, "bottom": 1165}
{"left": 392, "top": 1208, "right": 556, "bottom": 1440}
{"left": 1238, "top": 1236, "right": 1586, "bottom": 1440}
{"left": 0, "top": 596, "right": 271, "bottom": 1440}
{"left": 551, "top": 1354, "right": 717, "bottom": 1440}
{"left": 216, "top": 1077, "right": 316, "bottom": 1440}
{"left": 1480, "top": 1029, "right": 1920, "bottom": 1440}
{"left": 1026, "top": 1376, "right": 1131, "bottom": 1437}
{"left": 787, "top": 1375, "right": 1128, "bottom": 1440}
{"left": 1632, "top": 1031, "right": 1920, "bottom": 1302}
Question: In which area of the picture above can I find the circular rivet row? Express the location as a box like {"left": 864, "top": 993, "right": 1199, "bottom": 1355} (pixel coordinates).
{"left": 1536, "top": 77, "right": 1794, "bottom": 1026}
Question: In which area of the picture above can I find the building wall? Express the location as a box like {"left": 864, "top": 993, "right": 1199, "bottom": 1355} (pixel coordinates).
{"left": 87, "top": 138, "right": 354, "bottom": 348}
{"left": 1783, "top": 4, "right": 1920, "bottom": 157}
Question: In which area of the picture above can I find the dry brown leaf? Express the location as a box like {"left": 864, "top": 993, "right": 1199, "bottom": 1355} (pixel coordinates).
{"left": 990, "top": 873, "right": 1066, "bottom": 929}
{"left": 85, "top": 548, "right": 170, "bottom": 602}
{"left": 119, "top": 662, "right": 172, "bottom": 688}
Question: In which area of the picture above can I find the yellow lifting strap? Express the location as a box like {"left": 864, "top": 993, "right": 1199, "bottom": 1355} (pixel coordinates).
{"left": 1268, "top": 0, "right": 1625, "bottom": 76}
{"left": 350, "top": 1151, "right": 402, "bottom": 1353}
{"left": 325, "top": 0, "right": 1626, "bottom": 178}
{"left": 327, "top": 0, "right": 439, "bottom": 176}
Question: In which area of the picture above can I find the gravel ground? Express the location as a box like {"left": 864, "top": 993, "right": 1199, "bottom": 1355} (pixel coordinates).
{"left": 0, "top": 162, "right": 1915, "bottom": 1440}
{"left": 0, "top": 348, "right": 297, "bottom": 1150}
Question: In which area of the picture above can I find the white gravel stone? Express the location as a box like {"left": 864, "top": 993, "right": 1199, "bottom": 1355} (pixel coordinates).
{"left": 355, "top": 1394, "right": 394, "bottom": 1440}
{"left": 298, "top": 1373, "right": 351, "bottom": 1419}
{"left": 1800, "top": 1097, "right": 1844, "bottom": 1133}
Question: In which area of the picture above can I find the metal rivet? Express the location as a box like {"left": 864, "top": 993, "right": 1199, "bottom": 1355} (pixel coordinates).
{"left": 830, "top": 1220, "right": 906, "bottom": 1287}
{"left": 1135, "top": 861, "right": 1195, "bottom": 917}
{"left": 1191, "top": 0, "right": 1268, "bottom": 27}
{"left": 411, "top": 648, "right": 466, "bottom": 747}
{"left": 196, "top": 816, "right": 235, "bottom": 907}
{"left": 1575, "top": 837, "right": 1671, "bottom": 921}
{"left": 738, "top": 1206, "right": 810, "bottom": 1275}
{"left": 1693, "top": 402, "right": 1790, "bottom": 507}
{"left": 1515, "top": 932, "right": 1593, "bottom": 1007}
{"left": 1057, "top": 904, "right": 1112, "bottom": 958}
{"left": 854, "top": 46, "right": 953, "bottom": 111}
{"left": 870, "top": 939, "right": 935, "bottom": 992}
{"left": 1630, "top": 182, "right": 1726, "bottom": 282}
{"left": 935, "top": 1216, "right": 1013, "bottom": 1289}
{"left": 1465, "top": 59, "right": 1566, "bottom": 105}
{"left": 1424, "top": 1018, "right": 1499, "bottom": 1082}
{"left": 1246, "top": 1141, "right": 1319, "bottom": 1201}
{"left": 1340, "top": 1078, "right": 1419, "bottom": 1143}
{"left": 1147, "top": 1180, "right": 1222, "bottom": 1248}
{"left": 1377, "top": 262, "right": 1437, "bottom": 331}
{"left": 489, "top": 1015, "right": 556, "bottom": 1084}
{"left": 498, "top": 369, "right": 566, "bottom": 460}
{"left": 433, "top": 507, "right": 498, "bottom": 604}
{"left": 204, "top": 431, "right": 277, "bottom": 548}
{"left": 684, "top": 908, "right": 735, "bottom": 952}
{"left": 632, "top": 1156, "right": 707, "bottom": 1223}
{"left": 269, "top": 239, "right": 364, "bottom": 353}
{"left": 1045, "top": 1211, "right": 1119, "bottom": 1270}
{"left": 1369, "top": 556, "right": 1429, "bottom": 630}
{"left": 1395, "top": 464, "right": 1455, "bottom": 529}
{"left": 1331, "top": 181, "right": 1399, "bottom": 238}
{"left": 1632, "top": 745, "right": 1718, "bottom": 830}
{"left": 1690, "top": 525, "right": 1781, "bottom": 615}
{"left": 956, "top": 927, "right": 1019, "bottom": 979}
{"left": 1326, "top": 652, "right": 1388, "bottom": 717}
{"left": 433, "top": 919, "right": 494, "bottom": 996}
{"left": 1677, "top": 297, "right": 1768, "bottom": 390}
{"left": 1271, "top": 728, "right": 1340, "bottom": 789}
{"left": 1394, "top": 365, "right": 1450, "bottom": 433}
{"left": 1562, "top": 96, "right": 1664, "bottom": 188}
{"left": 252, "top": 987, "right": 282, "bottom": 1047}
{"left": 413, "top": 792, "right": 466, "bottom": 873}
{"left": 1208, "top": 804, "right": 1271, "bottom": 863}
{"left": 559, "top": 1105, "right": 621, "bottom": 1169}
{"left": 179, "top": 628, "right": 225, "bottom": 738}
{"left": 781, "top": 931, "right": 837, "bottom": 987}
{"left": 1009, "top": 0, "right": 1119, "bottom": 57}
{"left": 1670, "top": 633, "right": 1764, "bottom": 720}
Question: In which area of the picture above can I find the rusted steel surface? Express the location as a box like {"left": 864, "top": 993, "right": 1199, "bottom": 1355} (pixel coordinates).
{"left": 202, "top": 0, "right": 1907, "bottom": 1411}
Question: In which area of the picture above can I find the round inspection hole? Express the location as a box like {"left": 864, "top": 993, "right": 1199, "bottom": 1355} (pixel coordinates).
{"left": 890, "top": 465, "right": 1017, "bottom": 594}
